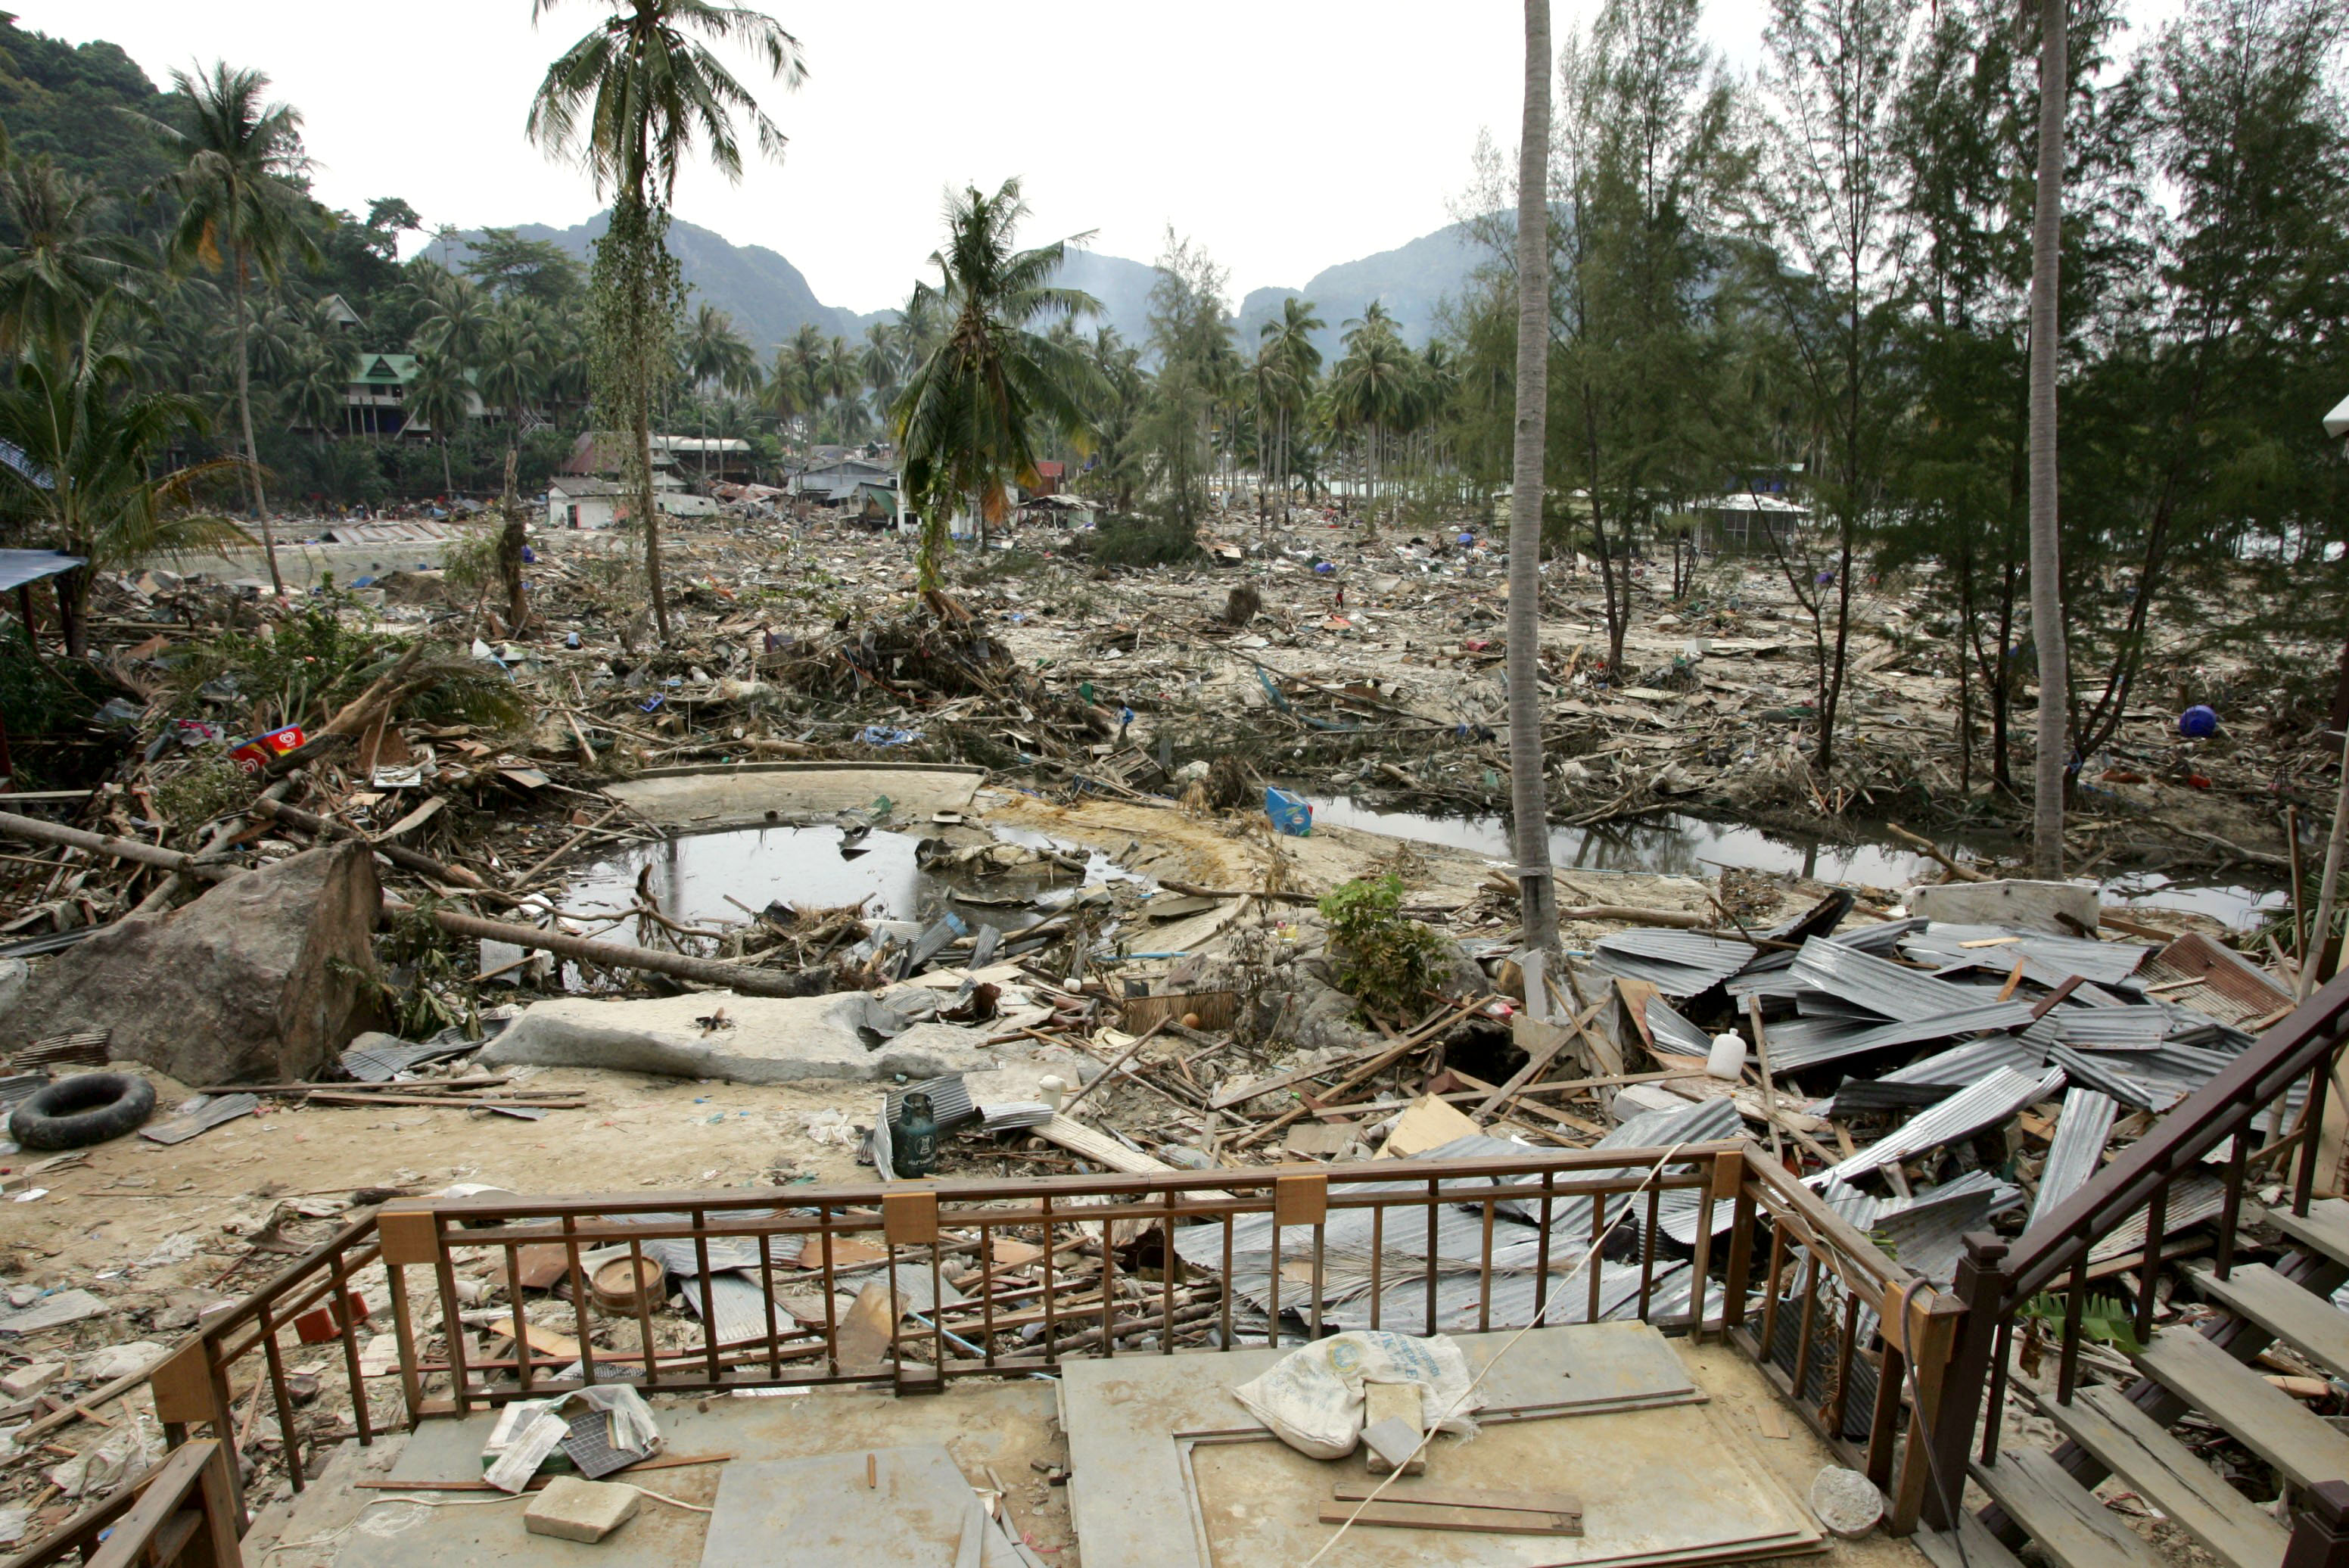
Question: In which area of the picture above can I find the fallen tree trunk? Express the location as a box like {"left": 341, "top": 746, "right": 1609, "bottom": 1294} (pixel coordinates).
{"left": 250, "top": 798, "right": 487, "bottom": 888}
{"left": 394, "top": 900, "right": 831, "bottom": 999}
{"left": 0, "top": 810, "right": 241, "bottom": 882}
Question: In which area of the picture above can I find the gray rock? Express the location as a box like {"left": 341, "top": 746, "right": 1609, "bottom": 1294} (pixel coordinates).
{"left": 481, "top": 991, "right": 1000, "bottom": 1084}
{"left": 0, "top": 957, "right": 26, "bottom": 1025}
{"left": 0, "top": 842, "right": 381, "bottom": 1084}
{"left": 1808, "top": 1465, "right": 1884, "bottom": 1538}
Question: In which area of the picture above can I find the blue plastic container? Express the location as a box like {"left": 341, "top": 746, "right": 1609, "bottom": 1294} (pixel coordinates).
{"left": 1265, "top": 787, "right": 1314, "bottom": 836}
{"left": 2179, "top": 705, "right": 2220, "bottom": 738}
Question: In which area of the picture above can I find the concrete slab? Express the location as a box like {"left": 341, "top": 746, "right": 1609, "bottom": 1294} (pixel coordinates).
{"left": 1906, "top": 879, "right": 2099, "bottom": 936}
{"left": 482, "top": 991, "right": 1003, "bottom": 1084}
{"left": 1058, "top": 1322, "right": 1707, "bottom": 1568}
{"left": 328, "top": 1382, "right": 1073, "bottom": 1568}
{"left": 1191, "top": 1399, "right": 1820, "bottom": 1567}
{"left": 696, "top": 1444, "right": 987, "bottom": 1567}
{"left": 606, "top": 765, "right": 984, "bottom": 830}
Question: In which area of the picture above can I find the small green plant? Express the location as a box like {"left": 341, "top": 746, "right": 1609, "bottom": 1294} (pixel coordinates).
{"left": 1318, "top": 874, "right": 1445, "bottom": 1023}
{"left": 2017, "top": 1292, "right": 2145, "bottom": 1355}
{"left": 151, "top": 756, "right": 252, "bottom": 831}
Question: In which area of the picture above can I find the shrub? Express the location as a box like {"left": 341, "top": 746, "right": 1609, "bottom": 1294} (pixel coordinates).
{"left": 1318, "top": 874, "right": 1445, "bottom": 1022}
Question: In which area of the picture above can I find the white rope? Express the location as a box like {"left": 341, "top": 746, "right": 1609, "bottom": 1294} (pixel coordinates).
{"left": 1299, "top": 1140, "right": 1695, "bottom": 1566}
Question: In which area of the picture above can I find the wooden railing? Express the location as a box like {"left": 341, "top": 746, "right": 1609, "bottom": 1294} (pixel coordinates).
{"left": 114, "top": 1137, "right": 1952, "bottom": 1542}
{"left": 1927, "top": 966, "right": 2349, "bottom": 1531}
{"left": 2, "top": 1440, "right": 241, "bottom": 1568}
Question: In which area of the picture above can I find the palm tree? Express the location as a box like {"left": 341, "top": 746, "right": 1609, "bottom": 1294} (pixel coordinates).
{"left": 860, "top": 321, "right": 902, "bottom": 417}
{"left": 0, "top": 146, "right": 146, "bottom": 358}
{"left": 679, "top": 300, "right": 757, "bottom": 479}
{"left": 1329, "top": 309, "right": 1410, "bottom": 524}
{"left": 527, "top": 0, "right": 806, "bottom": 645}
{"left": 2027, "top": 0, "right": 2068, "bottom": 877}
{"left": 405, "top": 349, "right": 474, "bottom": 498}
{"left": 890, "top": 179, "right": 1100, "bottom": 584}
{"left": 0, "top": 320, "right": 249, "bottom": 656}
{"left": 1259, "top": 297, "right": 1323, "bottom": 522}
{"left": 820, "top": 334, "right": 858, "bottom": 440}
{"left": 1508, "top": 0, "right": 1559, "bottom": 950}
{"left": 413, "top": 269, "right": 493, "bottom": 367}
{"left": 135, "top": 63, "right": 319, "bottom": 599}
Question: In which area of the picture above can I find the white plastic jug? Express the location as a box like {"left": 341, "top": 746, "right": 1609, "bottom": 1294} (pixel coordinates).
{"left": 1707, "top": 1032, "right": 1746, "bottom": 1080}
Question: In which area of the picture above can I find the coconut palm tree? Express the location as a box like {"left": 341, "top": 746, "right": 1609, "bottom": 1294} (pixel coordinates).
{"left": 860, "top": 321, "right": 903, "bottom": 418}
{"left": 890, "top": 179, "right": 1100, "bottom": 583}
{"left": 1508, "top": 0, "right": 1559, "bottom": 950}
{"left": 1328, "top": 308, "right": 1411, "bottom": 524}
{"left": 820, "top": 334, "right": 858, "bottom": 440}
{"left": 0, "top": 145, "right": 147, "bottom": 358}
{"left": 134, "top": 63, "right": 319, "bottom": 599}
{"left": 0, "top": 319, "right": 248, "bottom": 656}
{"left": 527, "top": 0, "right": 805, "bottom": 643}
{"left": 679, "top": 300, "right": 757, "bottom": 479}
{"left": 404, "top": 349, "right": 474, "bottom": 498}
{"left": 2027, "top": 0, "right": 2067, "bottom": 877}
{"left": 1258, "top": 297, "right": 1324, "bottom": 521}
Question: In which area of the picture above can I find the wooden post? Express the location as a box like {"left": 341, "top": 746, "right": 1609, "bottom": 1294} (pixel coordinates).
{"left": 2285, "top": 1480, "right": 2349, "bottom": 1568}
{"left": 1906, "top": 1234, "right": 2002, "bottom": 1535}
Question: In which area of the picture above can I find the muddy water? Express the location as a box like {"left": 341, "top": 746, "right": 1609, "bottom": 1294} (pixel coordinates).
{"left": 1301, "top": 796, "right": 2287, "bottom": 930}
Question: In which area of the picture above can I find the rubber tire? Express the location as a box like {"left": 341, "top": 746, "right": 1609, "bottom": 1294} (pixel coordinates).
{"left": 9, "top": 1072, "right": 157, "bottom": 1150}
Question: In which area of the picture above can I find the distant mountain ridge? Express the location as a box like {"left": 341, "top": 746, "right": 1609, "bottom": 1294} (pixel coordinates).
{"left": 449, "top": 212, "right": 1488, "bottom": 359}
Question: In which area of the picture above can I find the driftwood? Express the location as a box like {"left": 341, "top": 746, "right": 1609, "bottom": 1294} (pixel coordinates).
{"left": 250, "top": 798, "right": 487, "bottom": 888}
{"left": 0, "top": 810, "right": 241, "bottom": 882}
{"left": 1885, "top": 822, "right": 1987, "bottom": 882}
{"left": 402, "top": 901, "right": 831, "bottom": 999}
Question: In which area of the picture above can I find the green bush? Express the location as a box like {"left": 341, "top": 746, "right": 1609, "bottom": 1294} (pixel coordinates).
{"left": 1318, "top": 874, "right": 1445, "bottom": 1022}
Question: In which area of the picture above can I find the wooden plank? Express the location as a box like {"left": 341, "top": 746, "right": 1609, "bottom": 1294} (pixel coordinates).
{"left": 1968, "top": 1450, "right": 2144, "bottom": 1568}
{"left": 1915, "top": 1513, "right": 2029, "bottom": 1568}
{"left": 2246, "top": 1198, "right": 2349, "bottom": 1274}
{"left": 2038, "top": 1383, "right": 2288, "bottom": 1568}
{"left": 2133, "top": 1325, "right": 2349, "bottom": 1492}
{"left": 1330, "top": 1480, "right": 1581, "bottom": 1517}
{"left": 2191, "top": 1262, "right": 2349, "bottom": 1383}
{"left": 1316, "top": 1500, "right": 1582, "bottom": 1535}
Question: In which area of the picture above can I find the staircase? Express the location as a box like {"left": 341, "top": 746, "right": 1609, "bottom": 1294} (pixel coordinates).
{"left": 1918, "top": 1197, "right": 2349, "bottom": 1568}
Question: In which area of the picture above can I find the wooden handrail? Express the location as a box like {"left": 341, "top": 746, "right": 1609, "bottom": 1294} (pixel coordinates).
{"left": 2002, "top": 966, "right": 2349, "bottom": 1304}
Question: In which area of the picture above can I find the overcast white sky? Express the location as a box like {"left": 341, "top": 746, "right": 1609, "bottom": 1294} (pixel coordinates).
{"left": 37, "top": 2, "right": 2176, "bottom": 315}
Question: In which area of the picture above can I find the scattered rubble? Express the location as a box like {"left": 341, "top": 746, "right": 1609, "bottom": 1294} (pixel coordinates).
{"left": 0, "top": 502, "right": 2338, "bottom": 1557}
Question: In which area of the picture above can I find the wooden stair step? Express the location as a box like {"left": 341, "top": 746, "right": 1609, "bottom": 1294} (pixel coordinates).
{"left": 2192, "top": 1262, "right": 2349, "bottom": 1383}
{"left": 1915, "top": 1510, "right": 2029, "bottom": 1568}
{"left": 1969, "top": 1449, "right": 2145, "bottom": 1568}
{"left": 2034, "top": 1382, "right": 2288, "bottom": 1568}
{"left": 2248, "top": 1199, "right": 2349, "bottom": 1274}
{"left": 2133, "top": 1325, "right": 2349, "bottom": 1492}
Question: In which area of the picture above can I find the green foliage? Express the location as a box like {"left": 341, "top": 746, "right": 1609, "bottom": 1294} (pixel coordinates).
{"left": 891, "top": 179, "right": 1103, "bottom": 590}
{"left": 1081, "top": 509, "right": 1197, "bottom": 568}
{"left": 0, "top": 621, "right": 111, "bottom": 739}
{"left": 1317, "top": 874, "right": 1446, "bottom": 1022}
{"left": 150, "top": 754, "right": 253, "bottom": 829}
{"left": 2018, "top": 1292, "right": 2145, "bottom": 1355}
{"left": 359, "top": 896, "right": 481, "bottom": 1039}
{"left": 163, "top": 596, "right": 522, "bottom": 736}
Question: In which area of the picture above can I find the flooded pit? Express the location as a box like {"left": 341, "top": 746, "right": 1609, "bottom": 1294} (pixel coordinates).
{"left": 1299, "top": 796, "right": 2288, "bottom": 931}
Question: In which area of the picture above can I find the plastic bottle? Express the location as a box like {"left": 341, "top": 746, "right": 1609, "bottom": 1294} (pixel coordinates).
{"left": 1707, "top": 1031, "right": 1746, "bottom": 1080}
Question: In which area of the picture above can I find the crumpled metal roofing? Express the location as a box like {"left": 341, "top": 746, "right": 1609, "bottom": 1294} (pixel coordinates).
{"left": 2027, "top": 1087, "right": 2120, "bottom": 1232}
{"left": 1815, "top": 1066, "right": 2066, "bottom": 1185}
{"left": 1790, "top": 937, "right": 1990, "bottom": 1023}
{"left": 1645, "top": 995, "right": 1716, "bottom": 1057}
{"left": 1761, "top": 1000, "right": 2039, "bottom": 1072}
{"left": 1897, "top": 923, "right": 2152, "bottom": 988}
{"left": 1591, "top": 929, "right": 1758, "bottom": 997}
{"left": 1819, "top": 1171, "right": 2022, "bottom": 1285}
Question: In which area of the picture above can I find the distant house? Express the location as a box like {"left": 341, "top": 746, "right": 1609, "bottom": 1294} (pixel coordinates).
{"left": 792, "top": 456, "right": 897, "bottom": 504}
{"left": 546, "top": 474, "right": 715, "bottom": 530}
{"left": 1031, "top": 459, "right": 1066, "bottom": 496}
{"left": 1693, "top": 490, "right": 1809, "bottom": 552}
{"left": 337, "top": 353, "right": 484, "bottom": 439}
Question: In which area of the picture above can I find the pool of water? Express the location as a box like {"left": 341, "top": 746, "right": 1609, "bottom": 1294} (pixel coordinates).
{"left": 1299, "top": 796, "right": 2288, "bottom": 930}
{"left": 563, "top": 824, "right": 938, "bottom": 926}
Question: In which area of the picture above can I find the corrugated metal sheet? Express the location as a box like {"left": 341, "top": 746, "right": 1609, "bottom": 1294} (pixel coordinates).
{"left": 1790, "top": 937, "right": 1988, "bottom": 1023}
{"left": 1762, "top": 1000, "right": 2039, "bottom": 1072}
{"left": 1898, "top": 924, "right": 2152, "bottom": 988}
{"left": 0, "top": 549, "right": 79, "bottom": 590}
{"left": 1644, "top": 995, "right": 1715, "bottom": 1057}
{"left": 1591, "top": 929, "right": 1758, "bottom": 997}
{"left": 1812, "top": 1034, "right": 2049, "bottom": 1115}
{"left": 1815, "top": 1066, "right": 2065, "bottom": 1185}
{"left": 2027, "top": 1088, "right": 2119, "bottom": 1231}
{"left": 885, "top": 1074, "right": 978, "bottom": 1132}
{"left": 2087, "top": 1171, "right": 2225, "bottom": 1265}
{"left": 2139, "top": 933, "right": 2293, "bottom": 1027}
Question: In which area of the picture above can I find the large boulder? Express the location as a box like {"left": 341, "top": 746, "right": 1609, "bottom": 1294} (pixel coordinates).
{"left": 0, "top": 842, "right": 382, "bottom": 1084}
